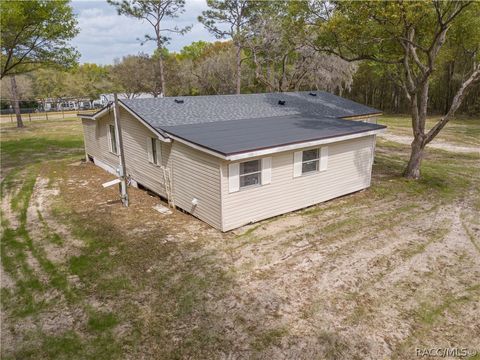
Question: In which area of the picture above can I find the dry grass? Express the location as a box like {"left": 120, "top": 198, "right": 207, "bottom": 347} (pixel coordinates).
{"left": 1, "top": 116, "right": 479, "bottom": 359}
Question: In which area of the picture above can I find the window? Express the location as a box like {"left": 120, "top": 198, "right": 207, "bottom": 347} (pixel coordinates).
{"left": 239, "top": 160, "right": 261, "bottom": 188}
{"left": 151, "top": 138, "right": 158, "bottom": 165}
{"left": 302, "top": 148, "right": 319, "bottom": 174}
{"left": 293, "top": 147, "right": 328, "bottom": 178}
{"left": 108, "top": 124, "right": 118, "bottom": 154}
{"left": 228, "top": 157, "right": 271, "bottom": 193}
{"left": 147, "top": 137, "right": 162, "bottom": 166}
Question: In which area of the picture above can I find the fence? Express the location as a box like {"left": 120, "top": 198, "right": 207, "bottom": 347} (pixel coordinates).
{"left": 0, "top": 108, "right": 96, "bottom": 123}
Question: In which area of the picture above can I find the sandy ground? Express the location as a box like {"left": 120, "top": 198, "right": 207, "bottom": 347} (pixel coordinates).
{"left": 379, "top": 133, "right": 479, "bottom": 154}
{"left": 2, "top": 157, "right": 479, "bottom": 359}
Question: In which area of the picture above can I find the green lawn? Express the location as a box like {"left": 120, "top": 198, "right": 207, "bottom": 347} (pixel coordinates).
{"left": 378, "top": 115, "right": 480, "bottom": 147}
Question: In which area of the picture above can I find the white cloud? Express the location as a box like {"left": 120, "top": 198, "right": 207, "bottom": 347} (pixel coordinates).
{"left": 71, "top": 0, "right": 217, "bottom": 65}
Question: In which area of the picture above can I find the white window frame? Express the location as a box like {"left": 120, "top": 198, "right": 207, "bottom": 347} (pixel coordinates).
{"left": 228, "top": 157, "right": 272, "bottom": 193}
{"left": 294, "top": 146, "right": 328, "bottom": 178}
{"left": 239, "top": 159, "right": 262, "bottom": 189}
{"left": 107, "top": 124, "right": 119, "bottom": 155}
{"left": 301, "top": 148, "right": 320, "bottom": 175}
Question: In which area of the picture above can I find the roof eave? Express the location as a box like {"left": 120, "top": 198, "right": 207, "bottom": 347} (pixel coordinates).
{"left": 341, "top": 112, "right": 383, "bottom": 120}
{"left": 119, "top": 100, "right": 171, "bottom": 142}
{"left": 165, "top": 127, "right": 386, "bottom": 161}
{"left": 78, "top": 101, "right": 171, "bottom": 143}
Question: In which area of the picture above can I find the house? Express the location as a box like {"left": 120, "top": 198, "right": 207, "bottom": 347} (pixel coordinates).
{"left": 78, "top": 91, "right": 385, "bottom": 231}
{"left": 97, "top": 93, "right": 154, "bottom": 106}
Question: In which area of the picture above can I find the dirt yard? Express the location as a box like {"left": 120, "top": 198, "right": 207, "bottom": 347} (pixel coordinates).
{"left": 1, "top": 117, "right": 479, "bottom": 359}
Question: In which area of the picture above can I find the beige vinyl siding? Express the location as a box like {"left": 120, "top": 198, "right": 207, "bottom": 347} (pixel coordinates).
{"left": 82, "top": 116, "right": 120, "bottom": 172}
{"left": 82, "top": 118, "right": 97, "bottom": 158}
{"left": 82, "top": 109, "right": 171, "bottom": 197}
{"left": 118, "top": 108, "right": 171, "bottom": 197}
{"left": 171, "top": 142, "right": 222, "bottom": 229}
{"left": 221, "top": 135, "right": 375, "bottom": 231}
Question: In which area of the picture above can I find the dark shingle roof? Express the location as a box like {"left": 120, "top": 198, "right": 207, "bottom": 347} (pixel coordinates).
{"left": 120, "top": 91, "right": 380, "bottom": 128}
{"left": 162, "top": 115, "right": 385, "bottom": 156}
{"left": 118, "top": 91, "right": 384, "bottom": 156}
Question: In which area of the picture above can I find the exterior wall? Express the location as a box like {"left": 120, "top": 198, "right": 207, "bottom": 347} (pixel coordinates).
{"left": 83, "top": 111, "right": 378, "bottom": 232}
{"left": 82, "top": 109, "right": 171, "bottom": 197}
{"left": 170, "top": 142, "right": 223, "bottom": 229}
{"left": 220, "top": 135, "right": 376, "bottom": 231}
{"left": 119, "top": 108, "right": 171, "bottom": 197}
{"left": 342, "top": 115, "right": 380, "bottom": 124}
{"left": 82, "top": 117, "right": 120, "bottom": 175}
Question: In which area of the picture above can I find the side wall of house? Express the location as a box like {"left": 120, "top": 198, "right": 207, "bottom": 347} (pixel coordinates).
{"left": 170, "top": 142, "right": 223, "bottom": 229}
{"left": 81, "top": 109, "right": 171, "bottom": 197}
{"left": 220, "top": 135, "right": 376, "bottom": 231}
{"left": 82, "top": 117, "right": 120, "bottom": 175}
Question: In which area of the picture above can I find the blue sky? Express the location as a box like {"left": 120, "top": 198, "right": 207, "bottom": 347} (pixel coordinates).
{"left": 71, "top": 0, "right": 218, "bottom": 65}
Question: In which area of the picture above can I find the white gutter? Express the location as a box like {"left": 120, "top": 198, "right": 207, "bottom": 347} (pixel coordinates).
{"left": 166, "top": 128, "right": 386, "bottom": 162}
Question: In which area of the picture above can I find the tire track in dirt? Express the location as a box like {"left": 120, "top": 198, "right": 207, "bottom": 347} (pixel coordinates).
{"left": 213, "top": 199, "right": 479, "bottom": 359}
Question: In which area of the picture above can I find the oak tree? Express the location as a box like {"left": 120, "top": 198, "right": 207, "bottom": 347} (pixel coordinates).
{"left": 309, "top": 0, "right": 480, "bottom": 179}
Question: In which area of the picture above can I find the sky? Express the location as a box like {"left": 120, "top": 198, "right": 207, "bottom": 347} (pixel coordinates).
{"left": 71, "top": 0, "right": 218, "bottom": 65}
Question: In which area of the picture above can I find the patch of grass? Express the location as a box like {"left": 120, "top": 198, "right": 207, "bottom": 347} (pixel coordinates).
{"left": 1, "top": 164, "right": 76, "bottom": 317}
{"left": 416, "top": 288, "right": 478, "bottom": 325}
{"left": 6, "top": 329, "right": 122, "bottom": 360}
{"left": 378, "top": 115, "right": 480, "bottom": 147}
{"left": 7, "top": 331, "right": 83, "bottom": 360}
{"left": 372, "top": 140, "right": 479, "bottom": 203}
{"left": 96, "top": 276, "right": 131, "bottom": 296}
{"left": 316, "top": 331, "right": 351, "bottom": 360}
{"left": 87, "top": 310, "right": 119, "bottom": 333}
{"left": 0, "top": 119, "right": 84, "bottom": 177}
{"left": 252, "top": 327, "right": 289, "bottom": 351}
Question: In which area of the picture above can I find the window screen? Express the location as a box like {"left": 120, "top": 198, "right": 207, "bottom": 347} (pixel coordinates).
{"left": 239, "top": 160, "right": 261, "bottom": 188}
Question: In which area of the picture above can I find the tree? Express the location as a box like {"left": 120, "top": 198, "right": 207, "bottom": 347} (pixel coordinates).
{"left": 199, "top": 0, "right": 257, "bottom": 94}
{"left": 194, "top": 42, "right": 237, "bottom": 95}
{"left": 31, "top": 68, "right": 68, "bottom": 110}
{"left": 1, "top": 75, "right": 33, "bottom": 127}
{"left": 1, "top": 0, "right": 79, "bottom": 127}
{"left": 108, "top": 0, "right": 191, "bottom": 97}
{"left": 244, "top": 2, "right": 356, "bottom": 93}
{"left": 68, "top": 63, "right": 114, "bottom": 103}
{"left": 111, "top": 54, "right": 156, "bottom": 98}
{"left": 310, "top": 0, "right": 480, "bottom": 179}
{"left": 0, "top": 0, "right": 79, "bottom": 78}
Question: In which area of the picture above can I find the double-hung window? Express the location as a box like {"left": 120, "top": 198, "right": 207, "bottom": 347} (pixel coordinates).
{"left": 302, "top": 148, "right": 320, "bottom": 174}
{"left": 294, "top": 147, "right": 328, "bottom": 177}
{"left": 228, "top": 158, "right": 271, "bottom": 193}
{"left": 239, "top": 160, "right": 261, "bottom": 188}
{"left": 108, "top": 124, "right": 118, "bottom": 155}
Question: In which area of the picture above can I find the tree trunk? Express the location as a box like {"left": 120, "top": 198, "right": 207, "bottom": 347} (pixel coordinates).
{"left": 404, "top": 137, "right": 425, "bottom": 179}
{"left": 10, "top": 76, "right": 23, "bottom": 128}
{"left": 158, "top": 54, "right": 165, "bottom": 97}
{"left": 155, "top": 26, "right": 166, "bottom": 98}
{"left": 444, "top": 61, "right": 455, "bottom": 114}
{"left": 235, "top": 43, "right": 242, "bottom": 94}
